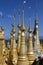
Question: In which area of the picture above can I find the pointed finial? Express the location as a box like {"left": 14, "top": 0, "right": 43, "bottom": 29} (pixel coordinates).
{"left": 35, "top": 6, "right": 38, "bottom": 21}
{"left": 2, "top": 15, "right": 4, "bottom": 27}
{"left": 18, "top": 9, "right": 20, "bottom": 25}
{"left": 22, "top": 1, "right": 26, "bottom": 10}
{"left": 1, "top": 15, "right": 4, "bottom": 30}
{"left": 22, "top": 1, "right": 26, "bottom": 26}
{"left": 18, "top": 9, "right": 21, "bottom": 28}
{"left": 28, "top": 6, "right": 32, "bottom": 32}
{"left": 28, "top": 6, "right": 31, "bottom": 27}
{"left": 12, "top": 23, "right": 14, "bottom": 30}
{"left": 12, "top": 10, "right": 16, "bottom": 33}
{"left": 21, "top": 1, "right": 26, "bottom": 31}
{"left": 35, "top": 13, "right": 38, "bottom": 27}
{"left": 29, "top": 15, "right": 31, "bottom": 29}
{"left": 12, "top": 9, "right": 15, "bottom": 28}
{"left": 22, "top": 2, "right": 24, "bottom": 26}
{"left": 14, "top": 10, "right": 15, "bottom": 25}
{"left": 35, "top": 0, "right": 38, "bottom": 22}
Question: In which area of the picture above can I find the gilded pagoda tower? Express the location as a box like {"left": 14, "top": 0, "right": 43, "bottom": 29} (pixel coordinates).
{"left": 17, "top": 10, "right": 21, "bottom": 54}
{"left": 33, "top": 14, "right": 41, "bottom": 53}
{"left": 0, "top": 15, "right": 7, "bottom": 65}
{"left": 17, "top": 4, "right": 29, "bottom": 65}
{"left": 8, "top": 14, "right": 18, "bottom": 65}
{"left": 27, "top": 16, "right": 35, "bottom": 65}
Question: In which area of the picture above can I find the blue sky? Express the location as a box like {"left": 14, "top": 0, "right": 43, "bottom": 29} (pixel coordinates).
{"left": 0, "top": 0, "right": 43, "bottom": 39}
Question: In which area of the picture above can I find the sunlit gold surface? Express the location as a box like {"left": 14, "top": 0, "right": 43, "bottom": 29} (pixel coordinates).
{"left": 17, "top": 31, "right": 29, "bottom": 65}
{"left": 27, "top": 27, "right": 35, "bottom": 65}
{"left": 35, "top": 19, "right": 41, "bottom": 52}
{"left": 8, "top": 27, "right": 18, "bottom": 65}
{"left": 0, "top": 27, "right": 7, "bottom": 65}
{"left": 17, "top": 6, "right": 29, "bottom": 65}
{"left": 17, "top": 24, "right": 21, "bottom": 54}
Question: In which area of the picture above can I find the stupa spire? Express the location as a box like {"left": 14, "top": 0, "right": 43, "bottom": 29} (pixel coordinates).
{"left": 21, "top": 1, "right": 25, "bottom": 31}
{"left": 1, "top": 15, "right": 6, "bottom": 58}
{"left": 18, "top": 9, "right": 20, "bottom": 25}
{"left": 12, "top": 12, "right": 15, "bottom": 32}
{"left": 2, "top": 15, "right": 4, "bottom": 26}
{"left": 17, "top": 10, "right": 21, "bottom": 54}
{"left": 27, "top": 7, "right": 36, "bottom": 65}
{"left": 1, "top": 15, "right": 4, "bottom": 31}
{"left": 8, "top": 12, "right": 18, "bottom": 65}
{"left": 33, "top": 9, "right": 41, "bottom": 53}
{"left": 36, "top": 14, "right": 41, "bottom": 52}
{"left": 17, "top": 1, "right": 29, "bottom": 65}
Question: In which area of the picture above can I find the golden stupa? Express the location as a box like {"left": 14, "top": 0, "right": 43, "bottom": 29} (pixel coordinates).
{"left": 0, "top": 2, "right": 43, "bottom": 65}
{"left": 17, "top": 4, "right": 29, "bottom": 65}
{"left": 33, "top": 15, "right": 41, "bottom": 52}
{"left": 0, "top": 16, "right": 7, "bottom": 65}
{"left": 27, "top": 16, "right": 36, "bottom": 65}
{"left": 17, "top": 10, "right": 21, "bottom": 54}
{"left": 8, "top": 15, "right": 18, "bottom": 65}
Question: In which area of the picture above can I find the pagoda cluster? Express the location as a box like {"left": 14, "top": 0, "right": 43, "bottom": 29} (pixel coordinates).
{"left": 0, "top": 5, "right": 43, "bottom": 65}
